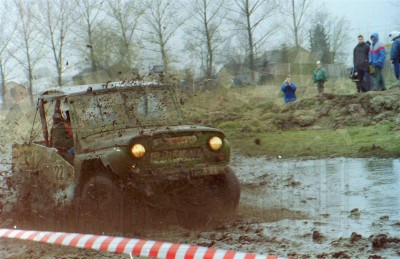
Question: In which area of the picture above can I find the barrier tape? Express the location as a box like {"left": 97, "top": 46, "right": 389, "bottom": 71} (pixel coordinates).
{"left": 0, "top": 228, "right": 287, "bottom": 259}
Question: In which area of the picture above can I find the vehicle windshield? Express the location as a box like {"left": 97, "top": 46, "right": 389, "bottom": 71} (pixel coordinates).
{"left": 70, "top": 86, "right": 182, "bottom": 138}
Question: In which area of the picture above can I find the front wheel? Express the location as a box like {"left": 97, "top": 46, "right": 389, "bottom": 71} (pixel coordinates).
{"left": 78, "top": 174, "right": 124, "bottom": 234}
{"left": 77, "top": 173, "right": 146, "bottom": 235}
{"left": 176, "top": 168, "right": 241, "bottom": 229}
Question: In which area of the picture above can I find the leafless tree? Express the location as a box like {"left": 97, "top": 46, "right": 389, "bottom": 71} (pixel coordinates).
{"left": 228, "top": 0, "right": 280, "bottom": 83}
{"left": 141, "top": 0, "right": 186, "bottom": 75}
{"left": 184, "top": 0, "right": 228, "bottom": 79}
{"left": 36, "top": 0, "right": 76, "bottom": 86}
{"left": 328, "top": 16, "right": 351, "bottom": 64}
{"left": 311, "top": 11, "right": 351, "bottom": 64}
{"left": 12, "top": 0, "right": 42, "bottom": 103}
{"left": 0, "top": 3, "right": 17, "bottom": 101}
{"left": 280, "top": 0, "right": 315, "bottom": 48}
{"left": 73, "top": 0, "right": 104, "bottom": 73}
{"left": 106, "top": 0, "right": 144, "bottom": 69}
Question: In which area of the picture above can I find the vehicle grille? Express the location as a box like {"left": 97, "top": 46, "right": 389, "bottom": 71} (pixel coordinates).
{"left": 150, "top": 147, "right": 203, "bottom": 165}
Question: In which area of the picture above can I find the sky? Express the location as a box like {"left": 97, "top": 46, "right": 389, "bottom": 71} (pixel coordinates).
{"left": 322, "top": 0, "right": 399, "bottom": 44}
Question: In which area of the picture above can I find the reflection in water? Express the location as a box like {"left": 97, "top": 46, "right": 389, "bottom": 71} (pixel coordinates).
{"left": 236, "top": 157, "right": 400, "bottom": 238}
{"left": 363, "top": 159, "right": 399, "bottom": 220}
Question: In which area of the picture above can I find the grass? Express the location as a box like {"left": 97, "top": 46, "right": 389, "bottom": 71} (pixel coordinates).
{"left": 222, "top": 123, "right": 400, "bottom": 158}
{"left": 178, "top": 84, "right": 400, "bottom": 159}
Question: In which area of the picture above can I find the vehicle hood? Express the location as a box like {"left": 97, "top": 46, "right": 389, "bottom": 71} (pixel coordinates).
{"left": 78, "top": 125, "right": 223, "bottom": 152}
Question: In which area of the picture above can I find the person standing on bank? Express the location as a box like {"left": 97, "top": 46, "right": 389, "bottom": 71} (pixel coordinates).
{"left": 389, "top": 31, "right": 400, "bottom": 86}
{"left": 312, "top": 61, "right": 328, "bottom": 101}
{"left": 281, "top": 76, "right": 296, "bottom": 103}
{"left": 369, "top": 33, "right": 387, "bottom": 91}
{"left": 353, "top": 35, "right": 371, "bottom": 92}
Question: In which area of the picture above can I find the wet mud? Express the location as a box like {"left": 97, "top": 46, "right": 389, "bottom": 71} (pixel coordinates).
{"left": 1, "top": 154, "right": 400, "bottom": 258}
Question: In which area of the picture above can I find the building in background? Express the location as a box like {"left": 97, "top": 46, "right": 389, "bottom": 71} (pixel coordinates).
{"left": 3, "top": 82, "right": 31, "bottom": 109}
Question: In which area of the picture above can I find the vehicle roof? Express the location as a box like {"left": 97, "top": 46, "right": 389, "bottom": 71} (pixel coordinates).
{"left": 39, "top": 81, "right": 175, "bottom": 100}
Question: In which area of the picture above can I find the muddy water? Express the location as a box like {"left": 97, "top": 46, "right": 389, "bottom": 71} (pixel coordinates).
{"left": 0, "top": 154, "right": 399, "bottom": 257}
{"left": 234, "top": 156, "right": 400, "bottom": 239}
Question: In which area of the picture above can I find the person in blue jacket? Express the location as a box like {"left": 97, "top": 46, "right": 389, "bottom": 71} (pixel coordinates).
{"left": 389, "top": 31, "right": 400, "bottom": 86}
{"left": 281, "top": 76, "right": 296, "bottom": 103}
{"left": 369, "top": 33, "right": 387, "bottom": 91}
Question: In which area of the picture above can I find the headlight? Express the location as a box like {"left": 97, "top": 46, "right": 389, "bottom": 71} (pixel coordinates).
{"left": 209, "top": 136, "right": 223, "bottom": 151}
{"left": 131, "top": 144, "right": 145, "bottom": 158}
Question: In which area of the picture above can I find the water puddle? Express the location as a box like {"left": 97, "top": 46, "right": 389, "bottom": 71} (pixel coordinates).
{"left": 233, "top": 157, "right": 400, "bottom": 238}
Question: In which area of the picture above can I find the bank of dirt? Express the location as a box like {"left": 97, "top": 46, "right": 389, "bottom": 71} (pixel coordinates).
{"left": 1, "top": 86, "right": 400, "bottom": 258}
{"left": 181, "top": 85, "right": 400, "bottom": 158}
{"left": 183, "top": 83, "right": 400, "bottom": 132}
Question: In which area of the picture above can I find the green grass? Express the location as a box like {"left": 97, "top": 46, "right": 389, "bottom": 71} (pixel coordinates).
{"left": 222, "top": 123, "right": 400, "bottom": 158}
{"left": 179, "top": 85, "right": 400, "bottom": 158}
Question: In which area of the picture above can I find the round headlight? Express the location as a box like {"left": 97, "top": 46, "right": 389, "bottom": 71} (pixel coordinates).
{"left": 209, "top": 136, "right": 223, "bottom": 151}
{"left": 131, "top": 144, "right": 146, "bottom": 158}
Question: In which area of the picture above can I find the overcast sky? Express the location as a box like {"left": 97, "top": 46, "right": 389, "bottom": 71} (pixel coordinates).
{"left": 323, "top": 0, "right": 399, "bottom": 43}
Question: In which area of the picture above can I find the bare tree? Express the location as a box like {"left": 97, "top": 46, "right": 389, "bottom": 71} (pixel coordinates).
{"left": 74, "top": 0, "right": 104, "bottom": 73}
{"left": 328, "top": 16, "right": 351, "bottom": 64}
{"left": 36, "top": 0, "right": 76, "bottom": 86}
{"left": 107, "top": 0, "right": 144, "bottom": 68}
{"left": 12, "top": 0, "right": 42, "bottom": 103}
{"left": 229, "top": 0, "right": 279, "bottom": 83}
{"left": 141, "top": 0, "right": 186, "bottom": 75}
{"left": 105, "top": 0, "right": 144, "bottom": 69}
{"left": 311, "top": 11, "right": 351, "bottom": 64}
{"left": 184, "top": 0, "right": 228, "bottom": 79}
{"left": 280, "top": 0, "right": 315, "bottom": 48}
{"left": 0, "top": 3, "right": 17, "bottom": 102}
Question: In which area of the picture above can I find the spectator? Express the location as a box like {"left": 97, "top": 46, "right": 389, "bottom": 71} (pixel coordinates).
{"left": 389, "top": 31, "right": 400, "bottom": 86}
{"left": 312, "top": 61, "right": 328, "bottom": 101}
{"left": 281, "top": 76, "right": 297, "bottom": 103}
{"left": 369, "top": 33, "right": 387, "bottom": 91}
{"left": 353, "top": 35, "right": 371, "bottom": 92}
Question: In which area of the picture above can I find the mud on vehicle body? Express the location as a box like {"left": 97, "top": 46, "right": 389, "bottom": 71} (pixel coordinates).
{"left": 11, "top": 82, "right": 240, "bottom": 234}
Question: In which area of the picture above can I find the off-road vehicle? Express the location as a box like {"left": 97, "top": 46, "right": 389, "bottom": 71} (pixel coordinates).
{"left": 11, "top": 82, "right": 240, "bottom": 234}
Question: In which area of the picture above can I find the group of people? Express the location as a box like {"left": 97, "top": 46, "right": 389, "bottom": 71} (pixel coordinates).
{"left": 353, "top": 32, "right": 400, "bottom": 93}
{"left": 281, "top": 61, "right": 328, "bottom": 104}
{"left": 281, "top": 31, "right": 400, "bottom": 103}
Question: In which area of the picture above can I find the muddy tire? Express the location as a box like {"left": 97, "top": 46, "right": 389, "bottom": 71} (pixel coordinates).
{"left": 177, "top": 168, "right": 240, "bottom": 229}
{"left": 122, "top": 191, "right": 146, "bottom": 235}
{"left": 77, "top": 171, "right": 146, "bottom": 235}
{"left": 78, "top": 174, "right": 124, "bottom": 234}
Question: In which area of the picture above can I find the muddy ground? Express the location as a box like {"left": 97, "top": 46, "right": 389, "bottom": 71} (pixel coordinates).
{"left": 1, "top": 87, "right": 400, "bottom": 258}
{"left": 1, "top": 156, "right": 400, "bottom": 258}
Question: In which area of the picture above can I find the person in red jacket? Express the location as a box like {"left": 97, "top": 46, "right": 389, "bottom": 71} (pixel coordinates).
{"left": 369, "top": 33, "right": 387, "bottom": 91}
{"left": 51, "top": 110, "right": 74, "bottom": 157}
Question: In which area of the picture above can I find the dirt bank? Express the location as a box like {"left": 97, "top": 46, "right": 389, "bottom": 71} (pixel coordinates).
{"left": 183, "top": 84, "right": 400, "bottom": 132}
{"left": 180, "top": 86, "right": 400, "bottom": 158}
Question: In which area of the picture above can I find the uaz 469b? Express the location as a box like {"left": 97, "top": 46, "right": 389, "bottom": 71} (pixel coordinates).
{"left": 11, "top": 83, "right": 240, "bottom": 234}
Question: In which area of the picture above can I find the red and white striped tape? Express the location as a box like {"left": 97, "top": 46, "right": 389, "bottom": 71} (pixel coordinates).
{"left": 0, "top": 228, "right": 287, "bottom": 259}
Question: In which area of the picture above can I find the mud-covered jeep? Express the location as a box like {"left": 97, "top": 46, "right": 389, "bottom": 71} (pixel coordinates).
{"left": 11, "top": 83, "right": 240, "bottom": 234}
